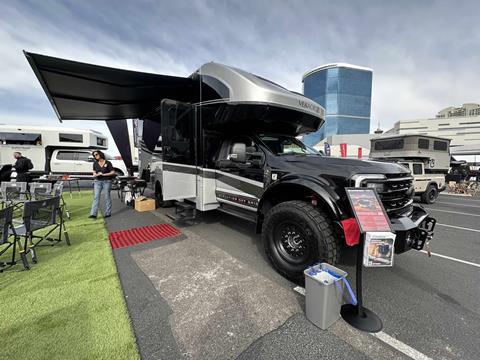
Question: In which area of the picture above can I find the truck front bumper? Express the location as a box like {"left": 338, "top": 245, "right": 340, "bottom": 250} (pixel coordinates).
{"left": 391, "top": 204, "right": 436, "bottom": 253}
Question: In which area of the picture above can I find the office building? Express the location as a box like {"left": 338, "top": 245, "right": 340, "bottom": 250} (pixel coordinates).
{"left": 302, "top": 63, "right": 373, "bottom": 147}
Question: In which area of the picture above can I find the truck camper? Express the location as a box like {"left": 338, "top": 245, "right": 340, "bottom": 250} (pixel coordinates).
{"left": 369, "top": 134, "right": 450, "bottom": 204}
{"left": 0, "top": 124, "right": 116, "bottom": 178}
{"left": 26, "top": 52, "right": 436, "bottom": 280}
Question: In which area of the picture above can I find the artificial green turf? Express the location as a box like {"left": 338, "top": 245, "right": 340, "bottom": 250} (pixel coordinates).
{"left": 0, "top": 192, "right": 139, "bottom": 360}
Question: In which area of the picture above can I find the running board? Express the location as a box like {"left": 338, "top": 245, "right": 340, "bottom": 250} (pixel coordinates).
{"left": 166, "top": 201, "right": 197, "bottom": 221}
{"left": 217, "top": 204, "right": 257, "bottom": 223}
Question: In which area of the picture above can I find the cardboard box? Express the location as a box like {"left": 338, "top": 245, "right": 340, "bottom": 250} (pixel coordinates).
{"left": 134, "top": 196, "right": 156, "bottom": 212}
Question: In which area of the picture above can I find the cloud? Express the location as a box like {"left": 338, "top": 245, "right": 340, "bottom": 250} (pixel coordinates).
{"left": 0, "top": 0, "right": 478, "bottom": 144}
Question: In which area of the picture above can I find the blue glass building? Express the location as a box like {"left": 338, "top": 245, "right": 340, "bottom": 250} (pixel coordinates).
{"left": 302, "top": 63, "right": 373, "bottom": 147}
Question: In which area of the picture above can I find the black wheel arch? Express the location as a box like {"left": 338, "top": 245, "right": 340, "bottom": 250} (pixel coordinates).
{"left": 257, "top": 176, "right": 344, "bottom": 232}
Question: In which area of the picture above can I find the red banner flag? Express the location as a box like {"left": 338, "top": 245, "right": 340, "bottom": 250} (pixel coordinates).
{"left": 358, "top": 147, "right": 363, "bottom": 159}
{"left": 340, "top": 143, "right": 347, "bottom": 157}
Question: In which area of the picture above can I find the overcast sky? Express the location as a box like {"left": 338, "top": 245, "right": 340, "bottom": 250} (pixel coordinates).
{"left": 0, "top": 0, "right": 478, "bottom": 153}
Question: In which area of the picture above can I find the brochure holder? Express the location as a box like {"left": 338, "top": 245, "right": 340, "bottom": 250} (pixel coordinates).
{"left": 340, "top": 188, "right": 392, "bottom": 333}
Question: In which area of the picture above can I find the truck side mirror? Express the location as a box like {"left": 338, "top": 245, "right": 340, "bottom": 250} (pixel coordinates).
{"left": 88, "top": 156, "right": 95, "bottom": 162}
{"left": 229, "top": 143, "right": 246, "bottom": 163}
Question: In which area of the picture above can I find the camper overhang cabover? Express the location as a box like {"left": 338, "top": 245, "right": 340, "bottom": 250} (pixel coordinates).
{"left": 25, "top": 52, "right": 325, "bottom": 155}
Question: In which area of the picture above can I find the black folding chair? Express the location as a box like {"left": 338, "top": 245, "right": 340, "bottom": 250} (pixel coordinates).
{"left": 52, "top": 182, "right": 70, "bottom": 220}
{"left": 13, "top": 196, "right": 70, "bottom": 264}
{"left": 0, "top": 206, "right": 29, "bottom": 272}
{"left": 28, "top": 182, "right": 52, "bottom": 201}
{"left": 0, "top": 181, "right": 28, "bottom": 211}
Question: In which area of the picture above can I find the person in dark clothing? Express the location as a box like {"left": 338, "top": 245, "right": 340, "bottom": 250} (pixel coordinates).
{"left": 89, "top": 150, "right": 115, "bottom": 219}
{"left": 13, "top": 152, "right": 33, "bottom": 182}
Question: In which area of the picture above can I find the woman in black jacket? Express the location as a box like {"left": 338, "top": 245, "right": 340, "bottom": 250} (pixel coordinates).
{"left": 89, "top": 150, "right": 115, "bottom": 219}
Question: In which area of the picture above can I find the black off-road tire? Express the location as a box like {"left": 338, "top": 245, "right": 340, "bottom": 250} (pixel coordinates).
{"left": 262, "top": 200, "right": 340, "bottom": 281}
{"left": 421, "top": 184, "right": 438, "bottom": 204}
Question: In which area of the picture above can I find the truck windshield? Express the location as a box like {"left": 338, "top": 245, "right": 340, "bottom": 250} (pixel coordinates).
{"left": 259, "top": 134, "right": 320, "bottom": 156}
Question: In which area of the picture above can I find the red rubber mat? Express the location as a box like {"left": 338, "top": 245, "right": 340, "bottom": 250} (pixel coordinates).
{"left": 109, "top": 224, "right": 181, "bottom": 249}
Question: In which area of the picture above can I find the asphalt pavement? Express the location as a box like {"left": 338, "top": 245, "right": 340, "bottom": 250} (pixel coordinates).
{"left": 105, "top": 192, "right": 480, "bottom": 359}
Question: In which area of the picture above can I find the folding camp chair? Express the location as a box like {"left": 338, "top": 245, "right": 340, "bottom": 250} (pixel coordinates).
{"left": 0, "top": 206, "right": 29, "bottom": 272}
{"left": 52, "top": 182, "right": 70, "bottom": 220}
{"left": 0, "top": 181, "right": 28, "bottom": 211}
{"left": 13, "top": 196, "right": 70, "bottom": 264}
{"left": 28, "top": 182, "right": 52, "bottom": 201}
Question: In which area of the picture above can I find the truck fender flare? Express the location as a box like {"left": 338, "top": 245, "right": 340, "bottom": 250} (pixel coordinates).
{"left": 258, "top": 176, "right": 343, "bottom": 220}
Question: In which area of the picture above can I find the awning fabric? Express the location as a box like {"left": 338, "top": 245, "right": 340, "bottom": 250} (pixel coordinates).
{"left": 106, "top": 120, "right": 133, "bottom": 172}
{"left": 24, "top": 51, "right": 197, "bottom": 121}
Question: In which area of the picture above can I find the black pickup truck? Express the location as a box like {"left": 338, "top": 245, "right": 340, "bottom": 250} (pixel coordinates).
{"left": 179, "top": 131, "right": 436, "bottom": 281}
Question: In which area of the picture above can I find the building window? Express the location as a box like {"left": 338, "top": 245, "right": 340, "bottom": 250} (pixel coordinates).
{"left": 373, "top": 139, "right": 404, "bottom": 150}
{"left": 56, "top": 151, "right": 75, "bottom": 160}
{"left": 433, "top": 141, "right": 448, "bottom": 151}
{"left": 438, "top": 123, "right": 450, "bottom": 126}
{"left": 401, "top": 126, "right": 428, "bottom": 130}
{"left": 59, "top": 133, "right": 83, "bottom": 143}
{"left": 413, "top": 164, "right": 423, "bottom": 175}
{"left": 459, "top": 121, "right": 480, "bottom": 125}
{"left": 418, "top": 139, "right": 429, "bottom": 149}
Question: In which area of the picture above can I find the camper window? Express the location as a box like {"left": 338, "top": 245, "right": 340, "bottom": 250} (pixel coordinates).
{"left": 373, "top": 139, "right": 404, "bottom": 151}
{"left": 97, "top": 137, "right": 106, "bottom": 147}
{"left": 0, "top": 132, "right": 42, "bottom": 145}
{"left": 433, "top": 140, "right": 448, "bottom": 151}
{"left": 418, "top": 139, "right": 429, "bottom": 149}
{"left": 59, "top": 133, "right": 83, "bottom": 143}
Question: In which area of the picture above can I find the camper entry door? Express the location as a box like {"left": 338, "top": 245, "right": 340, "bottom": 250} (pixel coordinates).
{"left": 160, "top": 99, "right": 197, "bottom": 201}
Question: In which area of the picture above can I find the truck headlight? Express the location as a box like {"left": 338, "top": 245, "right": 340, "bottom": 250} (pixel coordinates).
{"left": 366, "top": 182, "right": 385, "bottom": 193}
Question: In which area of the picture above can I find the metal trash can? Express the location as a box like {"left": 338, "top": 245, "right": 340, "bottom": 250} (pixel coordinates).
{"left": 304, "top": 263, "right": 347, "bottom": 330}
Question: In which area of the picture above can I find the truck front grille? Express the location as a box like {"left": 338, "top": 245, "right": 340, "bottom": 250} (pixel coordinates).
{"left": 364, "top": 175, "right": 414, "bottom": 217}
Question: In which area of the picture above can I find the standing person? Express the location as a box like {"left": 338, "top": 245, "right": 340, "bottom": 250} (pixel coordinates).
{"left": 13, "top": 152, "right": 33, "bottom": 182}
{"left": 89, "top": 150, "right": 115, "bottom": 219}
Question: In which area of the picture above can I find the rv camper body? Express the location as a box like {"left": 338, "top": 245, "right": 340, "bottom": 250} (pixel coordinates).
{"left": 26, "top": 52, "right": 436, "bottom": 280}
{"left": 0, "top": 125, "right": 119, "bottom": 179}
{"left": 369, "top": 135, "right": 450, "bottom": 204}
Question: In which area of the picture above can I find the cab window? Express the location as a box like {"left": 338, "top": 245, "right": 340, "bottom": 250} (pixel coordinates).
{"left": 412, "top": 164, "right": 423, "bottom": 175}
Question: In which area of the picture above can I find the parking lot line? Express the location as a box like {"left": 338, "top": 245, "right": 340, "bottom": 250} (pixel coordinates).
{"left": 292, "top": 286, "right": 432, "bottom": 360}
{"left": 437, "top": 223, "right": 480, "bottom": 233}
{"left": 424, "top": 208, "right": 480, "bottom": 217}
{"left": 435, "top": 201, "right": 480, "bottom": 208}
{"left": 419, "top": 250, "right": 480, "bottom": 269}
{"left": 372, "top": 332, "right": 432, "bottom": 360}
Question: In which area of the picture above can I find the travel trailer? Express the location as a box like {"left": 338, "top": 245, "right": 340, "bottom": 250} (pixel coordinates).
{"left": 0, "top": 125, "right": 128, "bottom": 179}
{"left": 369, "top": 135, "right": 450, "bottom": 204}
{"left": 26, "top": 52, "right": 436, "bottom": 280}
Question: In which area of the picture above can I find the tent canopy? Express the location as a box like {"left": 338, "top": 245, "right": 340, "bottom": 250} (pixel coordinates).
{"left": 25, "top": 51, "right": 197, "bottom": 121}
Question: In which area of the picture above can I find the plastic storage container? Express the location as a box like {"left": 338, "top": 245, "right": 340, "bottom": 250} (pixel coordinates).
{"left": 304, "top": 263, "right": 347, "bottom": 330}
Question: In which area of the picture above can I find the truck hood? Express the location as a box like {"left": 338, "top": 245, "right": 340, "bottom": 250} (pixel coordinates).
{"left": 279, "top": 155, "right": 410, "bottom": 179}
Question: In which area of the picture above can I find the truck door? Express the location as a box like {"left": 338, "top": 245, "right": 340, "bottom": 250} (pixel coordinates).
{"left": 215, "top": 136, "right": 265, "bottom": 210}
{"left": 160, "top": 99, "right": 197, "bottom": 200}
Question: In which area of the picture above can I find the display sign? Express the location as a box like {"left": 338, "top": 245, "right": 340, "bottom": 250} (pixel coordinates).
{"left": 357, "top": 147, "right": 363, "bottom": 159}
{"left": 340, "top": 143, "right": 347, "bottom": 157}
{"left": 363, "top": 232, "right": 395, "bottom": 267}
{"left": 345, "top": 188, "right": 392, "bottom": 233}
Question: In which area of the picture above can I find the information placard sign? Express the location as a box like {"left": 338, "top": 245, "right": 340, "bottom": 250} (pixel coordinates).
{"left": 345, "top": 188, "right": 392, "bottom": 233}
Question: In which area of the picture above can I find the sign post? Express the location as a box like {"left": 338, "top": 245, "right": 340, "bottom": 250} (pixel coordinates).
{"left": 341, "top": 188, "right": 392, "bottom": 332}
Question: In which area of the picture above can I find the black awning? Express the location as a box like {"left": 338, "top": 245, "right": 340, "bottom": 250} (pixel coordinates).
{"left": 106, "top": 120, "right": 133, "bottom": 172}
{"left": 24, "top": 51, "right": 197, "bottom": 121}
